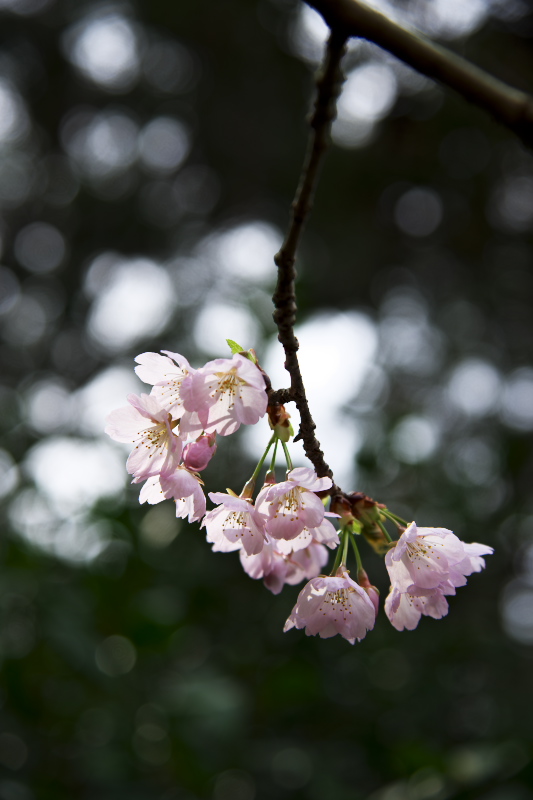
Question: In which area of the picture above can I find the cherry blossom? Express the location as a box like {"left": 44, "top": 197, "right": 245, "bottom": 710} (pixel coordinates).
{"left": 134, "top": 350, "right": 195, "bottom": 420}
{"left": 257, "top": 467, "right": 332, "bottom": 541}
{"left": 385, "top": 584, "right": 451, "bottom": 631}
{"left": 385, "top": 521, "right": 493, "bottom": 593}
{"left": 202, "top": 492, "right": 266, "bottom": 555}
{"left": 181, "top": 354, "right": 268, "bottom": 436}
{"left": 284, "top": 566, "right": 376, "bottom": 643}
{"left": 273, "top": 514, "right": 340, "bottom": 554}
{"left": 105, "top": 393, "right": 182, "bottom": 482}
{"left": 240, "top": 536, "right": 328, "bottom": 594}
{"left": 138, "top": 467, "right": 206, "bottom": 523}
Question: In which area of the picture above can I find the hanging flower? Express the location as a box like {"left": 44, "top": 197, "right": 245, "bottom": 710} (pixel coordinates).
{"left": 181, "top": 354, "right": 268, "bottom": 436}
{"left": 385, "top": 521, "right": 493, "bottom": 593}
{"left": 105, "top": 393, "right": 183, "bottom": 483}
{"left": 240, "top": 536, "right": 328, "bottom": 595}
{"left": 202, "top": 492, "right": 266, "bottom": 555}
{"left": 384, "top": 584, "right": 451, "bottom": 631}
{"left": 284, "top": 566, "right": 376, "bottom": 643}
{"left": 138, "top": 467, "right": 206, "bottom": 523}
{"left": 257, "top": 467, "right": 332, "bottom": 541}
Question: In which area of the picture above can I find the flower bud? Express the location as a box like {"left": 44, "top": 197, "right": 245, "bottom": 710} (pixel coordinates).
{"left": 267, "top": 404, "right": 293, "bottom": 443}
{"left": 357, "top": 568, "right": 380, "bottom": 616}
{"left": 330, "top": 495, "right": 355, "bottom": 526}
{"left": 182, "top": 432, "right": 217, "bottom": 472}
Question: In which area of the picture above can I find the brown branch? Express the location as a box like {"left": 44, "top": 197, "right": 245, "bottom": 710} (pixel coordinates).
{"left": 308, "top": 0, "right": 533, "bottom": 150}
{"left": 272, "top": 31, "right": 347, "bottom": 486}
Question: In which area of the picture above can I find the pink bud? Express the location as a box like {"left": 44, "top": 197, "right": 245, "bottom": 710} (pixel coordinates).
{"left": 183, "top": 432, "right": 217, "bottom": 472}
{"left": 357, "top": 568, "right": 380, "bottom": 616}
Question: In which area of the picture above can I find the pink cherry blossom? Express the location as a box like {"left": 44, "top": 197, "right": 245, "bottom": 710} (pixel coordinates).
{"left": 182, "top": 432, "right": 217, "bottom": 472}
{"left": 134, "top": 351, "right": 195, "bottom": 420}
{"left": 202, "top": 492, "right": 266, "bottom": 555}
{"left": 105, "top": 393, "right": 183, "bottom": 482}
{"left": 386, "top": 521, "right": 493, "bottom": 593}
{"left": 385, "top": 584, "right": 451, "bottom": 631}
{"left": 257, "top": 467, "right": 332, "bottom": 541}
{"left": 284, "top": 566, "right": 376, "bottom": 643}
{"left": 240, "top": 537, "right": 328, "bottom": 594}
{"left": 273, "top": 513, "right": 340, "bottom": 554}
{"left": 181, "top": 354, "right": 267, "bottom": 436}
{"left": 384, "top": 522, "right": 493, "bottom": 631}
{"left": 138, "top": 467, "right": 206, "bottom": 522}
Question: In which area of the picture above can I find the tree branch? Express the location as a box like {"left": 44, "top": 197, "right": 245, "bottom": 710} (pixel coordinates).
{"left": 308, "top": 0, "right": 533, "bottom": 149}
{"left": 272, "top": 31, "right": 347, "bottom": 485}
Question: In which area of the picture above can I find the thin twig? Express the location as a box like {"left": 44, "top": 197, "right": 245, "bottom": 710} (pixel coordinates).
{"left": 308, "top": 0, "right": 533, "bottom": 149}
{"left": 272, "top": 31, "right": 347, "bottom": 485}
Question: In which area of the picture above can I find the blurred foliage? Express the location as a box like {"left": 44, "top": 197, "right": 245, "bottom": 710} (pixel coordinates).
{"left": 1, "top": 0, "right": 533, "bottom": 799}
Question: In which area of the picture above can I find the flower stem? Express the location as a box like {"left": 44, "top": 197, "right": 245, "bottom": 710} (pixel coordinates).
{"left": 349, "top": 531, "right": 363, "bottom": 573}
{"left": 282, "top": 440, "right": 293, "bottom": 471}
{"left": 341, "top": 527, "right": 350, "bottom": 566}
{"left": 330, "top": 529, "right": 346, "bottom": 575}
{"left": 377, "top": 518, "right": 393, "bottom": 543}
{"left": 250, "top": 435, "right": 275, "bottom": 483}
{"left": 382, "top": 509, "right": 409, "bottom": 527}
{"left": 269, "top": 438, "right": 278, "bottom": 473}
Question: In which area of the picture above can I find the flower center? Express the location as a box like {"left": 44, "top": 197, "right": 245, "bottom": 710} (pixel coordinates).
{"left": 140, "top": 423, "right": 168, "bottom": 455}
{"left": 213, "top": 368, "right": 246, "bottom": 399}
{"left": 406, "top": 539, "right": 442, "bottom": 564}
{"left": 224, "top": 511, "right": 247, "bottom": 529}
{"left": 276, "top": 487, "right": 303, "bottom": 519}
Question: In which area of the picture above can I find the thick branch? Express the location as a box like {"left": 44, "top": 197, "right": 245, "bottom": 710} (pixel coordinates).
{"left": 272, "top": 31, "right": 347, "bottom": 484}
{"left": 308, "top": 0, "right": 533, "bottom": 149}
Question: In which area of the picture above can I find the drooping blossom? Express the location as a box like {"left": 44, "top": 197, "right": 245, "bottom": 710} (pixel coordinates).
{"left": 385, "top": 584, "right": 452, "bottom": 631}
{"left": 384, "top": 522, "right": 493, "bottom": 630}
{"left": 385, "top": 521, "right": 493, "bottom": 592}
{"left": 284, "top": 566, "right": 376, "bottom": 643}
{"left": 257, "top": 467, "right": 332, "bottom": 541}
{"left": 105, "top": 393, "right": 182, "bottom": 482}
{"left": 138, "top": 467, "right": 206, "bottom": 523}
{"left": 134, "top": 351, "right": 195, "bottom": 420}
{"left": 202, "top": 492, "right": 266, "bottom": 555}
{"left": 182, "top": 432, "right": 217, "bottom": 472}
{"left": 240, "top": 536, "right": 328, "bottom": 594}
{"left": 181, "top": 354, "right": 268, "bottom": 436}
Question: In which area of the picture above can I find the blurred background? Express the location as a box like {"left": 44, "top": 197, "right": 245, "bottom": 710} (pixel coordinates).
{"left": 1, "top": 0, "right": 533, "bottom": 797}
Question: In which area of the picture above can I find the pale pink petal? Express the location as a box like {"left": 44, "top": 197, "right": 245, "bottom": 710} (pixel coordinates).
{"left": 287, "top": 467, "right": 332, "bottom": 493}
{"left": 138, "top": 475, "right": 168, "bottom": 505}
{"left": 284, "top": 568, "right": 376, "bottom": 644}
{"left": 105, "top": 404, "right": 149, "bottom": 443}
{"left": 202, "top": 506, "right": 243, "bottom": 552}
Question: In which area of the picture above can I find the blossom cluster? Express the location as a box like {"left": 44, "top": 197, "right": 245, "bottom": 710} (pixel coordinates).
{"left": 106, "top": 348, "right": 493, "bottom": 646}
{"left": 105, "top": 350, "right": 268, "bottom": 522}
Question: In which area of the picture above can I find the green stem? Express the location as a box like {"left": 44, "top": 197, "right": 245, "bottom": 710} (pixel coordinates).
{"left": 377, "top": 518, "right": 393, "bottom": 543}
{"left": 341, "top": 528, "right": 350, "bottom": 565}
{"left": 349, "top": 532, "right": 363, "bottom": 573}
{"left": 269, "top": 438, "right": 279, "bottom": 473}
{"left": 250, "top": 435, "right": 275, "bottom": 483}
{"left": 330, "top": 529, "right": 346, "bottom": 575}
{"left": 382, "top": 509, "right": 409, "bottom": 527}
{"left": 282, "top": 440, "right": 294, "bottom": 471}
